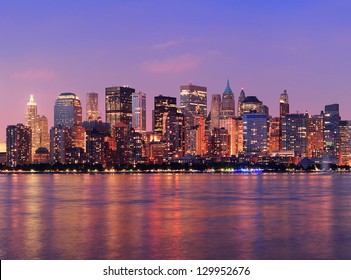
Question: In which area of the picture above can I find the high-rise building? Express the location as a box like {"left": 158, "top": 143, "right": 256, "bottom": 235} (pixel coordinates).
{"left": 153, "top": 95, "right": 177, "bottom": 136}
{"left": 339, "top": 120, "right": 351, "bottom": 166}
{"left": 6, "top": 124, "right": 32, "bottom": 167}
{"left": 113, "top": 122, "right": 129, "bottom": 166}
{"left": 180, "top": 84, "right": 207, "bottom": 127}
{"left": 221, "top": 80, "right": 235, "bottom": 119}
{"left": 54, "top": 92, "right": 84, "bottom": 149}
{"left": 163, "top": 110, "right": 185, "bottom": 160}
{"left": 237, "top": 88, "right": 246, "bottom": 117}
{"left": 105, "top": 86, "right": 134, "bottom": 131}
{"left": 26, "top": 95, "right": 40, "bottom": 159}
{"left": 279, "top": 90, "right": 289, "bottom": 117}
{"left": 50, "top": 126, "right": 72, "bottom": 164}
{"left": 281, "top": 113, "right": 308, "bottom": 157}
{"left": 86, "top": 92, "right": 99, "bottom": 122}
{"left": 210, "top": 94, "right": 221, "bottom": 130}
{"left": 211, "top": 127, "right": 230, "bottom": 158}
{"left": 132, "top": 91, "right": 146, "bottom": 133}
{"left": 241, "top": 96, "right": 264, "bottom": 115}
{"left": 243, "top": 113, "right": 268, "bottom": 155}
{"left": 307, "top": 114, "right": 324, "bottom": 158}
{"left": 83, "top": 121, "right": 110, "bottom": 166}
{"left": 219, "top": 118, "right": 237, "bottom": 155}
{"left": 268, "top": 117, "right": 280, "bottom": 154}
{"left": 323, "top": 104, "right": 340, "bottom": 161}
{"left": 279, "top": 90, "right": 289, "bottom": 150}
{"left": 127, "top": 128, "right": 144, "bottom": 165}
{"left": 38, "top": 115, "right": 50, "bottom": 151}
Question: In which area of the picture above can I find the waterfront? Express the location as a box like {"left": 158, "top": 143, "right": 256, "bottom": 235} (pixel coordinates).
{"left": 1, "top": 173, "right": 351, "bottom": 259}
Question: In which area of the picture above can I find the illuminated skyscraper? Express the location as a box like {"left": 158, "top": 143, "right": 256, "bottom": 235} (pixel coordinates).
{"left": 38, "top": 115, "right": 50, "bottom": 150}
{"left": 307, "top": 114, "right": 324, "bottom": 158}
{"left": 279, "top": 90, "right": 290, "bottom": 150}
{"left": 323, "top": 104, "right": 340, "bottom": 161}
{"left": 86, "top": 92, "right": 99, "bottom": 122}
{"left": 221, "top": 80, "right": 235, "bottom": 119}
{"left": 243, "top": 113, "right": 268, "bottom": 155}
{"left": 6, "top": 123, "right": 32, "bottom": 167}
{"left": 50, "top": 126, "right": 72, "bottom": 164}
{"left": 210, "top": 94, "right": 221, "bottom": 130}
{"left": 163, "top": 110, "right": 185, "bottom": 159}
{"left": 105, "top": 86, "right": 134, "bottom": 131}
{"left": 268, "top": 117, "right": 280, "bottom": 154}
{"left": 132, "top": 91, "right": 146, "bottom": 133}
{"left": 26, "top": 95, "right": 40, "bottom": 159}
{"left": 279, "top": 90, "right": 289, "bottom": 117}
{"left": 54, "top": 92, "right": 84, "bottom": 149}
{"left": 241, "top": 96, "right": 264, "bottom": 114}
{"left": 339, "top": 120, "right": 351, "bottom": 166}
{"left": 237, "top": 88, "right": 246, "bottom": 117}
{"left": 180, "top": 84, "right": 207, "bottom": 127}
{"left": 153, "top": 95, "right": 177, "bottom": 136}
{"left": 281, "top": 113, "right": 308, "bottom": 157}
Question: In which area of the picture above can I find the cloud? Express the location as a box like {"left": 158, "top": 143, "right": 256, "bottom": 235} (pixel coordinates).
{"left": 11, "top": 68, "right": 57, "bottom": 81}
{"left": 151, "top": 39, "right": 182, "bottom": 50}
{"left": 142, "top": 54, "right": 201, "bottom": 74}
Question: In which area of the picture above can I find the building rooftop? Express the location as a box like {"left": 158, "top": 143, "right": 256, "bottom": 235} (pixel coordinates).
{"left": 243, "top": 96, "right": 261, "bottom": 103}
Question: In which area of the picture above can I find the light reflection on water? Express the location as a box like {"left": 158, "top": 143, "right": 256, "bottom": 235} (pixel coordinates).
{"left": 1, "top": 173, "right": 351, "bottom": 259}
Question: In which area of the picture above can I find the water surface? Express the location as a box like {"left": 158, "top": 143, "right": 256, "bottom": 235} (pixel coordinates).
{"left": 1, "top": 173, "right": 351, "bottom": 259}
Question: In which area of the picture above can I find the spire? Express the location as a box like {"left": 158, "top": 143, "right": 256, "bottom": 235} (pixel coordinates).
{"left": 27, "top": 94, "right": 36, "bottom": 106}
{"left": 223, "top": 80, "right": 233, "bottom": 95}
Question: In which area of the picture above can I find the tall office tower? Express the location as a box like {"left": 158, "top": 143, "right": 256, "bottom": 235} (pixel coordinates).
{"left": 323, "top": 104, "right": 340, "bottom": 161}
{"left": 279, "top": 90, "right": 289, "bottom": 117}
{"left": 339, "top": 120, "right": 351, "bottom": 166}
{"left": 211, "top": 127, "right": 230, "bottom": 158}
{"left": 307, "top": 114, "right": 324, "bottom": 158}
{"left": 268, "top": 117, "right": 280, "bottom": 154}
{"left": 241, "top": 96, "right": 264, "bottom": 114}
{"left": 185, "top": 114, "right": 206, "bottom": 156}
{"left": 279, "top": 90, "right": 289, "bottom": 150}
{"left": 127, "top": 128, "right": 143, "bottom": 165}
{"left": 6, "top": 124, "right": 32, "bottom": 167}
{"left": 26, "top": 95, "right": 40, "bottom": 159}
{"left": 153, "top": 95, "right": 177, "bottom": 136}
{"left": 38, "top": 115, "right": 50, "bottom": 150}
{"left": 221, "top": 80, "right": 235, "bottom": 119}
{"left": 219, "top": 118, "right": 237, "bottom": 155}
{"left": 50, "top": 125, "right": 72, "bottom": 164}
{"left": 281, "top": 113, "right": 308, "bottom": 157}
{"left": 210, "top": 94, "right": 221, "bottom": 130}
{"left": 236, "top": 118, "right": 244, "bottom": 153}
{"left": 86, "top": 92, "right": 99, "bottom": 122}
{"left": 243, "top": 113, "right": 268, "bottom": 155}
{"left": 163, "top": 110, "right": 185, "bottom": 160}
{"left": 180, "top": 83, "right": 207, "bottom": 127}
{"left": 50, "top": 126, "right": 72, "bottom": 164}
{"left": 105, "top": 86, "right": 134, "bottom": 132}
{"left": 54, "top": 92, "right": 85, "bottom": 149}
{"left": 237, "top": 88, "right": 246, "bottom": 117}
{"left": 82, "top": 121, "right": 110, "bottom": 166}
{"left": 113, "top": 122, "right": 129, "bottom": 166}
{"left": 132, "top": 91, "right": 146, "bottom": 133}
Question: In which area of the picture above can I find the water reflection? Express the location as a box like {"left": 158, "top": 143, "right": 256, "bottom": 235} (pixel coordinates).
{"left": 1, "top": 173, "right": 351, "bottom": 259}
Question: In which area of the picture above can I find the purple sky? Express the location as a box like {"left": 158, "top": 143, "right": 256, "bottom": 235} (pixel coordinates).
{"left": 1, "top": 0, "right": 351, "bottom": 142}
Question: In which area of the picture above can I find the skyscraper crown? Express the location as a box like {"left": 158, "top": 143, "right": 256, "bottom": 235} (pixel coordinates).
{"left": 223, "top": 80, "right": 233, "bottom": 95}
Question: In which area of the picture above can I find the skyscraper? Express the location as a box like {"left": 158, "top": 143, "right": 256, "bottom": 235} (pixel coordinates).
{"left": 210, "top": 94, "right": 221, "bottom": 130}
{"left": 279, "top": 90, "right": 289, "bottom": 150}
{"left": 339, "top": 120, "right": 351, "bottom": 165}
{"left": 86, "top": 92, "right": 99, "bottom": 122}
{"left": 323, "top": 104, "right": 340, "bottom": 161}
{"left": 221, "top": 80, "right": 235, "bottom": 119}
{"left": 307, "top": 114, "right": 324, "bottom": 158}
{"left": 50, "top": 126, "right": 72, "bottom": 164}
{"left": 6, "top": 123, "right": 32, "bottom": 167}
{"left": 105, "top": 86, "right": 134, "bottom": 131}
{"left": 163, "top": 110, "right": 185, "bottom": 159}
{"left": 241, "top": 96, "right": 264, "bottom": 114}
{"left": 237, "top": 88, "right": 246, "bottom": 117}
{"left": 54, "top": 92, "right": 84, "bottom": 149}
{"left": 153, "top": 95, "right": 177, "bottom": 135}
{"left": 281, "top": 113, "right": 308, "bottom": 157}
{"left": 26, "top": 95, "right": 40, "bottom": 159}
{"left": 243, "top": 113, "right": 268, "bottom": 155}
{"left": 38, "top": 115, "right": 50, "bottom": 150}
{"left": 279, "top": 90, "right": 289, "bottom": 117}
{"left": 180, "top": 83, "right": 207, "bottom": 127}
{"left": 132, "top": 91, "right": 146, "bottom": 133}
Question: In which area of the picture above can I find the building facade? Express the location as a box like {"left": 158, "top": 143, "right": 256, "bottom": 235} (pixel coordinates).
{"left": 6, "top": 124, "right": 32, "bottom": 167}
{"left": 132, "top": 91, "right": 146, "bottom": 133}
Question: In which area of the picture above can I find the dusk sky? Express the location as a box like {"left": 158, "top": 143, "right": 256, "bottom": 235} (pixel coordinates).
{"left": 1, "top": 0, "right": 351, "bottom": 142}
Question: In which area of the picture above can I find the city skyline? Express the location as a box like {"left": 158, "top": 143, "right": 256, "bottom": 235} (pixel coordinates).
{"left": 1, "top": 1, "right": 351, "bottom": 142}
